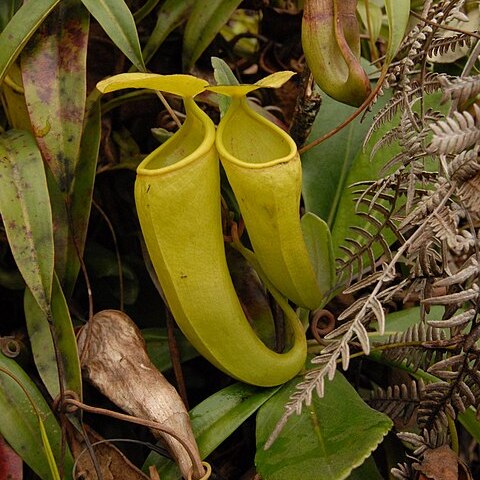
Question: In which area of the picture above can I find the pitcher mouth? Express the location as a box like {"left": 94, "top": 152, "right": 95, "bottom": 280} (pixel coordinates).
{"left": 216, "top": 97, "right": 297, "bottom": 169}
{"left": 137, "top": 99, "right": 216, "bottom": 177}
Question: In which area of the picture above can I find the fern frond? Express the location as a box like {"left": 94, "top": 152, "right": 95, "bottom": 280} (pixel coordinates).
{"left": 418, "top": 357, "right": 480, "bottom": 431}
{"left": 448, "top": 145, "right": 480, "bottom": 182}
{"left": 370, "top": 124, "right": 404, "bottom": 161}
{"left": 397, "top": 427, "right": 450, "bottom": 454}
{"left": 434, "top": 257, "right": 479, "bottom": 287}
{"left": 440, "top": 75, "right": 480, "bottom": 105}
{"left": 367, "top": 91, "right": 410, "bottom": 140}
{"left": 335, "top": 177, "right": 404, "bottom": 286}
{"left": 442, "top": 0, "right": 468, "bottom": 24}
{"left": 369, "top": 379, "right": 425, "bottom": 423}
{"left": 375, "top": 111, "right": 441, "bottom": 174}
{"left": 391, "top": 462, "right": 416, "bottom": 480}
{"left": 428, "top": 104, "right": 480, "bottom": 155}
{"left": 336, "top": 219, "right": 397, "bottom": 286}
{"left": 427, "top": 206, "right": 462, "bottom": 252}
{"left": 454, "top": 148, "right": 480, "bottom": 217}
{"left": 399, "top": 181, "right": 452, "bottom": 230}
{"left": 380, "top": 323, "right": 447, "bottom": 371}
{"left": 428, "top": 309, "right": 476, "bottom": 329}
{"left": 422, "top": 284, "right": 480, "bottom": 306}
{"left": 366, "top": 74, "right": 445, "bottom": 145}
{"left": 427, "top": 33, "right": 473, "bottom": 58}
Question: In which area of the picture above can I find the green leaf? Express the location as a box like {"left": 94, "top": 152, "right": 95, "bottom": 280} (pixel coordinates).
{"left": 300, "top": 100, "right": 360, "bottom": 226}
{"left": 459, "top": 407, "right": 480, "bottom": 445}
{"left": 0, "top": 1, "right": 22, "bottom": 36}
{"left": 212, "top": 56, "right": 239, "bottom": 86}
{"left": 357, "top": 1, "right": 383, "bottom": 45}
{"left": 141, "top": 0, "right": 195, "bottom": 66}
{"left": 0, "top": 0, "right": 22, "bottom": 32}
{"left": 0, "top": 0, "right": 61, "bottom": 84}
{"left": 329, "top": 121, "right": 400, "bottom": 260}
{"left": 301, "top": 212, "right": 335, "bottom": 296}
{"left": 38, "top": 418, "right": 61, "bottom": 480}
{"left": 255, "top": 372, "right": 392, "bottom": 480}
{"left": 133, "top": 0, "right": 161, "bottom": 23}
{"left": 0, "top": 354, "right": 74, "bottom": 480}
{"left": 81, "top": 0, "right": 145, "bottom": 72}
{"left": 144, "top": 383, "right": 279, "bottom": 479}
{"left": 301, "top": 93, "right": 390, "bottom": 230}
{"left": 45, "top": 168, "right": 70, "bottom": 287}
{"left": 384, "top": 0, "right": 410, "bottom": 64}
{"left": 64, "top": 91, "right": 101, "bottom": 297}
{"left": 348, "top": 455, "right": 383, "bottom": 479}
{"left": 191, "top": 383, "right": 280, "bottom": 459}
{"left": 211, "top": 56, "right": 239, "bottom": 115}
{"left": 21, "top": 0, "right": 89, "bottom": 194}
{"left": 0, "top": 130, "right": 54, "bottom": 314}
{"left": 142, "top": 327, "right": 199, "bottom": 372}
{"left": 24, "top": 272, "right": 82, "bottom": 400}
{"left": 20, "top": 0, "right": 91, "bottom": 294}
{"left": 301, "top": 92, "right": 397, "bottom": 262}
{"left": 182, "top": 0, "right": 243, "bottom": 70}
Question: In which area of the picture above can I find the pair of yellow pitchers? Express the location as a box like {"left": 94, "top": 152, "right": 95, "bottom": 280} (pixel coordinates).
{"left": 97, "top": 72, "right": 334, "bottom": 386}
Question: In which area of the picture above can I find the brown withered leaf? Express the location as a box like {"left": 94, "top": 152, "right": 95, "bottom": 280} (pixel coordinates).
{"left": 78, "top": 310, "right": 204, "bottom": 480}
{"left": 68, "top": 425, "right": 149, "bottom": 480}
{"left": 413, "top": 444, "right": 472, "bottom": 480}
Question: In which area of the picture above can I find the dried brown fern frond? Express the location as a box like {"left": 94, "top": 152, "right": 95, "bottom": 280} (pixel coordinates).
{"left": 426, "top": 32, "right": 474, "bottom": 59}
{"left": 400, "top": 427, "right": 451, "bottom": 454}
{"left": 428, "top": 104, "right": 480, "bottom": 155}
{"left": 383, "top": 0, "right": 464, "bottom": 95}
{"left": 451, "top": 146, "right": 480, "bottom": 219}
{"left": 336, "top": 210, "right": 399, "bottom": 287}
{"left": 391, "top": 461, "right": 416, "bottom": 480}
{"left": 335, "top": 176, "right": 406, "bottom": 287}
{"left": 448, "top": 145, "right": 480, "bottom": 181}
{"left": 423, "top": 284, "right": 480, "bottom": 308}
{"left": 380, "top": 323, "right": 448, "bottom": 372}
{"left": 404, "top": 204, "right": 464, "bottom": 259}
{"left": 433, "top": 256, "right": 480, "bottom": 289}
{"left": 368, "top": 379, "right": 425, "bottom": 425}
{"left": 428, "top": 308, "right": 477, "bottom": 329}
{"left": 418, "top": 355, "right": 480, "bottom": 431}
{"left": 365, "top": 73, "right": 445, "bottom": 145}
{"left": 373, "top": 110, "right": 443, "bottom": 171}
{"left": 441, "top": 75, "right": 480, "bottom": 105}
{"left": 399, "top": 179, "right": 453, "bottom": 231}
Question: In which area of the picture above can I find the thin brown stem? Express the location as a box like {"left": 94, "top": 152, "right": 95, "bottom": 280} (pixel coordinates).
{"left": 156, "top": 91, "right": 182, "bottom": 128}
{"left": 165, "top": 307, "right": 189, "bottom": 409}
{"left": 299, "top": 71, "right": 387, "bottom": 154}
{"left": 92, "top": 199, "right": 124, "bottom": 312}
